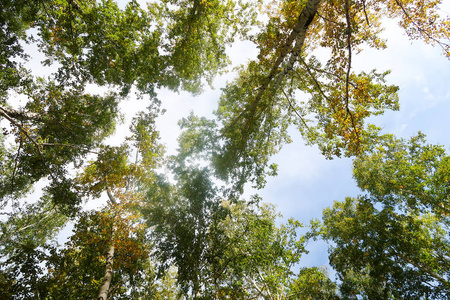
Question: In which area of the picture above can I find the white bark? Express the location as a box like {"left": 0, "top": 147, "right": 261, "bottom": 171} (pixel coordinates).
{"left": 0, "top": 105, "right": 43, "bottom": 122}
{"left": 229, "top": 0, "right": 322, "bottom": 129}
{"left": 261, "top": 0, "right": 322, "bottom": 96}
{"left": 97, "top": 244, "right": 115, "bottom": 300}
{"left": 97, "top": 188, "right": 118, "bottom": 300}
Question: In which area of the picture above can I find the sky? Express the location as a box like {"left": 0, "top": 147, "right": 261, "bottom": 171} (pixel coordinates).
{"left": 5, "top": 0, "right": 450, "bottom": 280}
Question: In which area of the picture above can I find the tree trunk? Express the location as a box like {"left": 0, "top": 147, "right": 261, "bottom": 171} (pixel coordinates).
{"left": 254, "top": 0, "right": 322, "bottom": 105}
{"left": 0, "top": 105, "right": 43, "bottom": 122}
{"left": 97, "top": 190, "right": 118, "bottom": 300}
{"left": 97, "top": 243, "right": 115, "bottom": 300}
{"left": 227, "top": 0, "right": 322, "bottom": 130}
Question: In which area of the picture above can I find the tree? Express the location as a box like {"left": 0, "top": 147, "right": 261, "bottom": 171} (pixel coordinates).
{"left": 144, "top": 166, "right": 225, "bottom": 298}
{"left": 320, "top": 134, "right": 450, "bottom": 298}
{"left": 143, "top": 121, "right": 308, "bottom": 299}
{"left": 0, "top": 0, "right": 257, "bottom": 211}
{"left": 44, "top": 204, "right": 150, "bottom": 299}
{"left": 210, "top": 199, "right": 307, "bottom": 299}
{"left": 288, "top": 267, "right": 339, "bottom": 299}
{"left": 0, "top": 103, "right": 164, "bottom": 299}
{"left": 213, "top": 0, "right": 449, "bottom": 188}
{"left": 144, "top": 174, "right": 309, "bottom": 299}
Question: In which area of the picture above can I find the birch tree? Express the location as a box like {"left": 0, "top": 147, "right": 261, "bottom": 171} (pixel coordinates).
{"left": 214, "top": 0, "right": 449, "bottom": 188}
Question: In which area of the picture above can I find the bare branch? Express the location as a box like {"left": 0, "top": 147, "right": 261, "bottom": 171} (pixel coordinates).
{"left": 281, "top": 88, "right": 311, "bottom": 134}
{"left": 344, "top": 0, "right": 361, "bottom": 151}
{"left": 362, "top": 0, "right": 370, "bottom": 26}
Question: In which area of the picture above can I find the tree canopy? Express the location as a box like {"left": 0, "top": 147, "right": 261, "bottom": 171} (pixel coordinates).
{"left": 1, "top": 0, "right": 449, "bottom": 299}
{"left": 320, "top": 134, "right": 450, "bottom": 298}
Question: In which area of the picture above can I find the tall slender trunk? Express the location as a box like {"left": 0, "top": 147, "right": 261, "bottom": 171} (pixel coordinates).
{"left": 226, "top": 0, "right": 322, "bottom": 130}
{"left": 97, "top": 228, "right": 115, "bottom": 300}
{"left": 97, "top": 245, "right": 115, "bottom": 300}
{"left": 97, "top": 189, "right": 118, "bottom": 300}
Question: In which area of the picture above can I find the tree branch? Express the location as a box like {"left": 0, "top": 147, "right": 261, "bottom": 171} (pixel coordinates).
{"left": 225, "top": 0, "right": 323, "bottom": 132}
{"left": 344, "top": 0, "right": 360, "bottom": 151}
{"left": 106, "top": 188, "right": 118, "bottom": 205}
{"left": 0, "top": 106, "right": 43, "bottom": 122}
{"left": 0, "top": 108, "right": 43, "bottom": 156}
{"left": 281, "top": 88, "right": 311, "bottom": 134}
{"left": 394, "top": 0, "right": 450, "bottom": 53}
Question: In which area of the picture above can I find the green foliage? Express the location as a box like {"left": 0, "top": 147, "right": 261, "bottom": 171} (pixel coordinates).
{"left": 0, "top": 133, "right": 33, "bottom": 203}
{"left": 321, "top": 134, "right": 450, "bottom": 299}
{"left": 211, "top": 200, "right": 307, "bottom": 299}
{"left": 0, "top": 198, "right": 66, "bottom": 299}
{"left": 0, "top": 242, "right": 52, "bottom": 299}
{"left": 144, "top": 160, "right": 308, "bottom": 298}
{"left": 1, "top": 0, "right": 450, "bottom": 298}
{"left": 1, "top": 0, "right": 256, "bottom": 210}
{"left": 144, "top": 168, "right": 222, "bottom": 296}
{"left": 354, "top": 132, "right": 450, "bottom": 218}
{"left": 1, "top": 79, "right": 121, "bottom": 209}
{"left": 0, "top": 198, "right": 67, "bottom": 257}
{"left": 211, "top": 0, "right": 450, "bottom": 189}
{"left": 0, "top": 0, "right": 39, "bottom": 99}
{"left": 288, "top": 267, "right": 339, "bottom": 299}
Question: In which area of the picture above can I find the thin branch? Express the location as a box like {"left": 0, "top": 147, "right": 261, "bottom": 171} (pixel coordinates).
{"left": 13, "top": 209, "right": 55, "bottom": 234}
{"left": 388, "top": 247, "right": 449, "bottom": 287}
{"left": 344, "top": 0, "right": 361, "bottom": 151}
{"left": 256, "top": 267, "right": 273, "bottom": 299}
{"left": 316, "top": 11, "right": 340, "bottom": 25}
{"left": 1, "top": 107, "right": 98, "bottom": 156}
{"left": 41, "top": 142, "right": 99, "bottom": 154}
{"left": 10, "top": 139, "right": 23, "bottom": 196}
{"left": 362, "top": 0, "right": 370, "bottom": 26}
{"left": 306, "top": 63, "right": 358, "bottom": 88}
{"left": 394, "top": 0, "right": 450, "bottom": 51}
{"left": 39, "top": 0, "right": 52, "bottom": 18}
{"left": 298, "top": 56, "right": 333, "bottom": 105}
{"left": 0, "top": 108, "right": 43, "bottom": 156}
{"left": 281, "top": 88, "right": 311, "bottom": 134}
{"left": 245, "top": 274, "right": 265, "bottom": 298}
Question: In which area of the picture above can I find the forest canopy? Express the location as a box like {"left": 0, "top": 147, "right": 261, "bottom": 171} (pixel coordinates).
{"left": 0, "top": 0, "right": 449, "bottom": 299}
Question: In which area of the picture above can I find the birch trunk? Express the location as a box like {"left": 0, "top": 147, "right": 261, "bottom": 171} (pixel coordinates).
{"left": 0, "top": 105, "right": 43, "bottom": 122}
{"left": 254, "top": 0, "right": 322, "bottom": 104}
{"left": 97, "top": 237, "right": 115, "bottom": 300}
{"left": 228, "top": 0, "right": 322, "bottom": 130}
{"left": 97, "top": 189, "right": 118, "bottom": 300}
